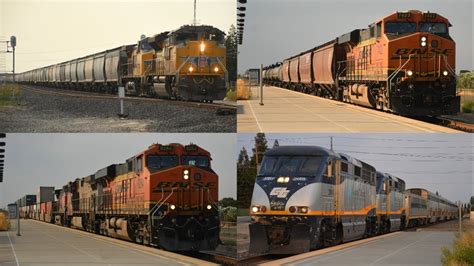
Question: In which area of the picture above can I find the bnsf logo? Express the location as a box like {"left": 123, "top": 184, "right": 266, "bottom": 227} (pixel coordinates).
{"left": 394, "top": 48, "right": 453, "bottom": 56}
{"left": 152, "top": 181, "right": 215, "bottom": 192}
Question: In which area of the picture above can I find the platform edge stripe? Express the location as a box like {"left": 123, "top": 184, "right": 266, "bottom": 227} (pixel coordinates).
{"left": 259, "top": 231, "right": 402, "bottom": 266}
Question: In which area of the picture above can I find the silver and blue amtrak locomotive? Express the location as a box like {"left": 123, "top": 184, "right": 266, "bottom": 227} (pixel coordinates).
{"left": 249, "top": 145, "right": 458, "bottom": 254}
{"left": 249, "top": 146, "right": 378, "bottom": 254}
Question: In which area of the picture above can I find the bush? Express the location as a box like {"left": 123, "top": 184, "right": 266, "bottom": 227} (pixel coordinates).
{"left": 462, "top": 101, "right": 474, "bottom": 113}
{"left": 442, "top": 231, "right": 474, "bottom": 266}
{"left": 220, "top": 206, "right": 237, "bottom": 222}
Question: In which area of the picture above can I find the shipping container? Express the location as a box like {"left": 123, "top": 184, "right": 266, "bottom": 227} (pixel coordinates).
{"left": 37, "top": 186, "right": 55, "bottom": 203}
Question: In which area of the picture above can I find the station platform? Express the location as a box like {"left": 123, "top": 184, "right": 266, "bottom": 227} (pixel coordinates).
{"left": 0, "top": 219, "right": 215, "bottom": 266}
{"left": 237, "top": 85, "right": 460, "bottom": 133}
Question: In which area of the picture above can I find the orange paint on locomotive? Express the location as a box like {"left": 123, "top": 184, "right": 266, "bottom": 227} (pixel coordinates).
{"left": 349, "top": 11, "right": 455, "bottom": 80}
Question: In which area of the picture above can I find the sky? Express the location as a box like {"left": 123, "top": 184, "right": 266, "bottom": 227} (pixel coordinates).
{"left": 237, "top": 133, "right": 473, "bottom": 204}
{"left": 0, "top": 0, "right": 236, "bottom": 73}
{"left": 0, "top": 133, "right": 237, "bottom": 208}
{"left": 238, "top": 0, "right": 473, "bottom": 73}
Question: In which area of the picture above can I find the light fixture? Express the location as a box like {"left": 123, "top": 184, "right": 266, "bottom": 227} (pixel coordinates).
{"left": 407, "top": 70, "right": 413, "bottom": 76}
{"left": 214, "top": 67, "right": 219, "bottom": 72}
{"left": 200, "top": 43, "right": 205, "bottom": 52}
{"left": 443, "top": 70, "right": 448, "bottom": 76}
{"left": 251, "top": 206, "right": 259, "bottom": 213}
{"left": 170, "top": 204, "right": 176, "bottom": 210}
{"left": 206, "top": 204, "right": 212, "bottom": 210}
{"left": 188, "top": 66, "right": 194, "bottom": 72}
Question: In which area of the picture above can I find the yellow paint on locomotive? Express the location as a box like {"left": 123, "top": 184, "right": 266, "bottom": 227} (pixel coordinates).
{"left": 174, "top": 40, "right": 226, "bottom": 76}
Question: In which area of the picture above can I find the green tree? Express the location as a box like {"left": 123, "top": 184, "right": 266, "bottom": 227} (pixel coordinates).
{"left": 237, "top": 133, "right": 269, "bottom": 209}
{"left": 219, "top": 197, "right": 238, "bottom": 208}
{"left": 225, "top": 24, "right": 238, "bottom": 83}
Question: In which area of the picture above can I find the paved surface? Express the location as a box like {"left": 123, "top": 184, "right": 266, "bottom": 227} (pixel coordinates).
{"left": 0, "top": 219, "right": 214, "bottom": 266}
{"left": 237, "top": 86, "right": 460, "bottom": 133}
{"left": 264, "top": 231, "right": 455, "bottom": 266}
{"left": 236, "top": 216, "right": 251, "bottom": 259}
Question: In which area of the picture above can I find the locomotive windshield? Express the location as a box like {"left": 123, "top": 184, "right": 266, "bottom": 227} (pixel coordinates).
{"left": 182, "top": 155, "right": 210, "bottom": 168}
{"left": 258, "top": 156, "right": 323, "bottom": 177}
{"left": 146, "top": 155, "right": 178, "bottom": 172}
{"left": 385, "top": 22, "right": 417, "bottom": 34}
{"left": 419, "top": 22, "right": 448, "bottom": 35}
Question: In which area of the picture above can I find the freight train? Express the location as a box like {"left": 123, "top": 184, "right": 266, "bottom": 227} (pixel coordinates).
{"left": 262, "top": 10, "right": 459, "bottom": 116}
{"left": 14, "top": 25, "right": 227, "bottom": 102}
{"left": 15, "top": 142, "right": 220, "bottom": 251}
{"left": 249, "top": 145, "right": 459, "bottom": 254}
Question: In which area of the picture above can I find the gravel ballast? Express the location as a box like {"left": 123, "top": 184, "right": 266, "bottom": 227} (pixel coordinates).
{"left": 0, "top": 86, "right": 236, "bottom": 132}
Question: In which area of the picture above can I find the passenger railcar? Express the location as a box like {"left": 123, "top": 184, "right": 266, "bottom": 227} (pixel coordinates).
{"left": 16, "top": 142, "right": 220, "bottom": 252}
{"left": 262, "top": 10, "right": 459, "bottom": 116}
{"left": 248, "top": 145, "right": 459, "bottom": 254}
{"left": 15, "top": 25, "right": 227, "bottom": 102}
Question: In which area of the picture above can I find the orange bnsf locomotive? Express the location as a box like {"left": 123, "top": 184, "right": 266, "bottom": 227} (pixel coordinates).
{"left": 263, "top": 10, "right": 459, "bottom": 116}
{"left": 16, "top": 25, "right": 227, "bottom": 101}
{"left": 16, "top": 143, "right": 220, "bottom": 251}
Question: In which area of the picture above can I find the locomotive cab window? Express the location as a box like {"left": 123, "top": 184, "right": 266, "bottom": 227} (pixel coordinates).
{"left": 384, "top": 21, "right": 417, "bottom": 35}
{"left": 354, "top": 166, "right": 361, "bottom": 177}
{"left": 341, "top": 162, "right": 348, "bottom": 173}
{"left": 146, "top": 155, "right": 178, "bottom": 172}
{"left": 324, "top": 160, "right": 335, "bottom": 177}
{"left": 258, "top": 156, "right": 323, "bottom": 177}
{"left": 182, "top": 155, "right": 210, "bottom": 168}
{"left": 419, "top": 22, "right": 448, "bottom": 35}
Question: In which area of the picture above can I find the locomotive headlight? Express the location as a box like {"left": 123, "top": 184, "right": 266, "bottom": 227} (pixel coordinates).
{"left": 299, "top": 207, "right": 309, "bottom": 214}
{"left": 170, "top": 204, "right": 176, "bottom": 210}
{"left": 284, "top": 177, "right": 290, "bottom": 183}
{"left": 443, "top": 70, "right": 448, "bottom": 76}
{"left": 188, "top": 66, "right": 194, "bottom": 72}
{"left": 206, "top": 204, "right": 212, "bottom": 210}
{"left": 421, "top": 36, "right": 427, "bottom": 42}
{"left": 407, "top": 70, "right": 413, "bottom": 76}
{"left": 277, "top": 177, "right": 285, "bottom": 183}
{"left": 251, "top": 206, "right": 259, "bottom": 213}
{"left": 183, "top": 170, "right": 189, "bottom": 175}
{"left": 421, "top": 41, "right": 427, "bottom": 47}
{"left": 200, "top": 43, "right": 205, "bottom": 52}
{"left": 214, "top": 67, "right": 219, "bottom": 72}
{"left": 183, "top": 174, "right": 189, "bottom": 180}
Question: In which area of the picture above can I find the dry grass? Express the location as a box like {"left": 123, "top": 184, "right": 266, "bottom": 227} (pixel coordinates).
{"left": 0, "top": 83, "right": 20, "bottom": 106}
{"left": 442, "top": 228, "right": 474, "bottom": 266}
{"left": 236, "top": 79, "right": 251, "bottom": 100}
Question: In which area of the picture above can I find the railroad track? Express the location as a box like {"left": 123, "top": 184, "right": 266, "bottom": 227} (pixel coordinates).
{"left": 435, "top": 116, "right": 474, "bottom": 132}
{"left": 21, "top": 85, "right": 236, "bottom": 114}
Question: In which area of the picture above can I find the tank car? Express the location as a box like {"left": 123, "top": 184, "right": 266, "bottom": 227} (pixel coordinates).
{"left": 264, "top": 10, "right": 459, "bottom": 116}
{"left": 17, "top": 25, "right": 227, "bottom": 102}
{"left": 248, "top": 146, "right": 377, "bottom": 254}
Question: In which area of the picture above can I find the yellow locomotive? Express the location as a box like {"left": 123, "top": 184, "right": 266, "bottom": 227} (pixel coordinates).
{"left": 17, "top": 25, "right": 228, "bottom": 102}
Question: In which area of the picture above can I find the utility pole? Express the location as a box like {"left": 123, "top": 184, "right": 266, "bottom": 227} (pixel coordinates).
{"left": 16, "top": 202, "right": 21, "bottom": 236}
{"left": 193, "top": 0, "right": 197, "bottom": 26}
{"left": 259, "top": 64, "right": 264, "bottom": 105}
{"left": 459, "top": 201, "right": 462, "bottom": 235}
